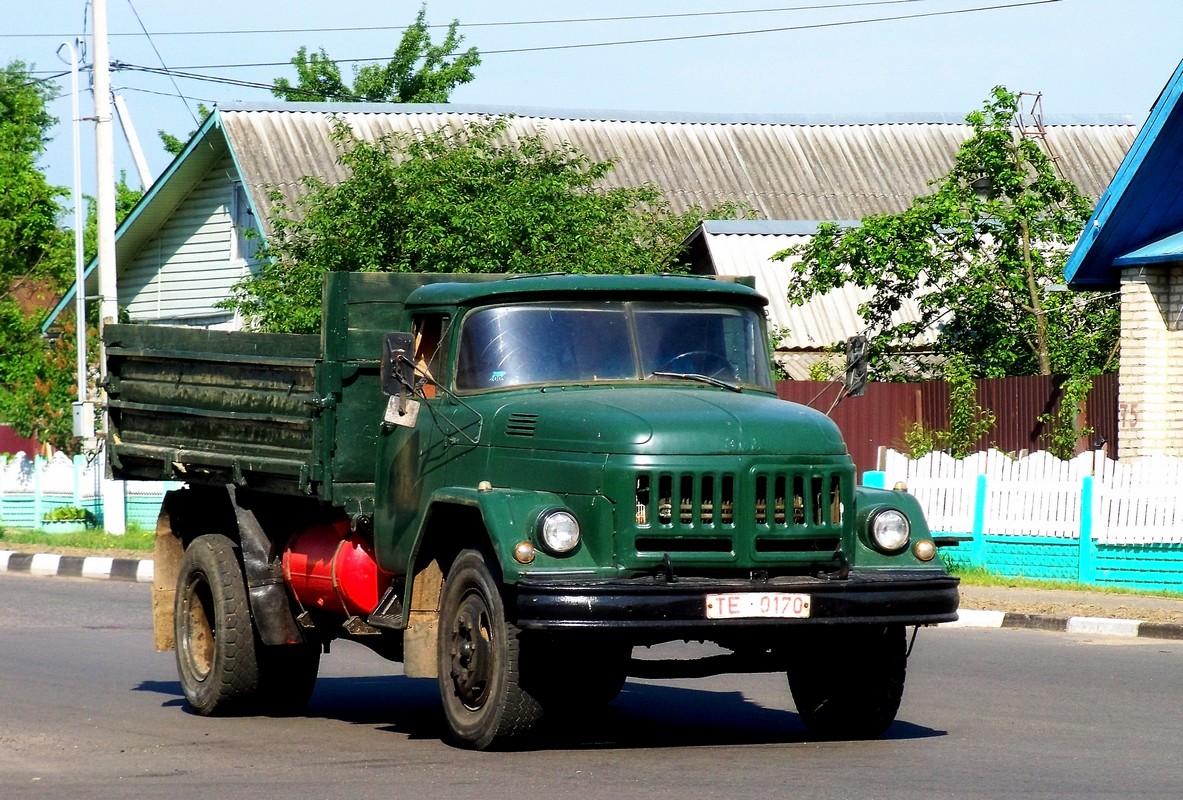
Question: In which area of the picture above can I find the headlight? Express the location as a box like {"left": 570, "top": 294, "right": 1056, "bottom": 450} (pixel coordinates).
{"left": 537, "top": 509, "right": 580, "bottom": 555}
{"left": 869, "top": 509, "right": 910, "bottom": 553}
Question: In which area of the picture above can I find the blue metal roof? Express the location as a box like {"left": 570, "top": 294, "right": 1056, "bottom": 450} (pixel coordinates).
{"left": 1065, "top": 58, "right": 1183, "bottom": 289}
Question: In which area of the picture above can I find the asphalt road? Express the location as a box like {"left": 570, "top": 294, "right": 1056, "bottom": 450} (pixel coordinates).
{"left": 2, "top": 572, "right": 1181, "bottom": 800}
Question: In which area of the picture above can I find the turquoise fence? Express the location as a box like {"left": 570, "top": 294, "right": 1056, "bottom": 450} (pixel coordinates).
{"left": 0, "top": 453, "right": 177, "bottom": 533}
{"left": 863, "top": 469, "right": 1183, "bottom": 593}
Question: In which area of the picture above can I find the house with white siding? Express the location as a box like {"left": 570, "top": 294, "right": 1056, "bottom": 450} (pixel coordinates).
{"left": 48, "top": 102, "right": 1138, "bottom": 352}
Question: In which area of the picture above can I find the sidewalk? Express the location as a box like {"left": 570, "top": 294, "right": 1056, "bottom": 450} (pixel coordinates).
{"left": 953, "top": 584, "right": 1183, "bottom": 640}
{"left": 3, "top": 545, "right": 1183, "bottom": 640}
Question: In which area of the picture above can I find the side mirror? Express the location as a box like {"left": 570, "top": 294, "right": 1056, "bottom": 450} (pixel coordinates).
{"left": 381, "top": 332, "right": 416, "bottom": 397}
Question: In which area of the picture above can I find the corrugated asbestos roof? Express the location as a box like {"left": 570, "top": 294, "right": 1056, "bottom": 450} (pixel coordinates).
{"left": 689, "top": 221, "right": 935, "bottom": 379}
{"left": 47, "top": 102, "right": 1138, "bottom": 333}
{"left": 218, "top": 102, "right": 1139, "bottom": 241}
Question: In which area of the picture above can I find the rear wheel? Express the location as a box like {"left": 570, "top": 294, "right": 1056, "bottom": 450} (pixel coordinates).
{"left": 174, "top": 534, "right": 259, "bottom": 715}
{"left": 787, "top": 624, "right": 907, "bottom": 740}
{"left": 437, "top": 550, "right": 543, "bottom": 750}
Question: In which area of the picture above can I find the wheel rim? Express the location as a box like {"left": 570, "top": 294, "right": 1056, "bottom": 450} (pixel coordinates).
{"left": 447, "top": 588, "right": 495, "bottom": 711}
{"left": 183, "top": 576, "right": 216, "bottom": 681}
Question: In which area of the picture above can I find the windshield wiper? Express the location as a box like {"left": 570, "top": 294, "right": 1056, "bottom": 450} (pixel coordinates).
{"left": 648, "top": 371, "right": 743, "bottom": 393}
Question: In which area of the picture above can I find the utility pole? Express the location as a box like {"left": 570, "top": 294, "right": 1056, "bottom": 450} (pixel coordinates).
{"left": 93, "top": 0, "right": 118, "bottom": 333}
{"left": 92, "top": 0, "right": 126, "bottom": 534}
{"left": 57, "top": 38, "right": 93, "bottom": 440}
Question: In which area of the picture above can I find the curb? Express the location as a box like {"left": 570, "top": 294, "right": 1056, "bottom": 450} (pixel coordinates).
{"left": 942, "top": 608, "right": 1183, "bottom": 641}
{"left": 0, "top": 550, "right": 153, "bottom": 584}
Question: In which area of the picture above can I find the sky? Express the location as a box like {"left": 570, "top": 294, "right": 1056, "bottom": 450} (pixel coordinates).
{"left": 5, "top": 0, "right": 1182, "bottom": 205}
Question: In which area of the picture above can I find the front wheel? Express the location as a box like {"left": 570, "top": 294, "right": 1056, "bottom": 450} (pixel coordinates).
{"left": 437, "top": 550, "right": 543, "bottom": 750}
{"left": 174, "top": 534, "right": 260, "bottom": 715}
{"left": 787, "top": 624, "right": 907, "bottom": 740}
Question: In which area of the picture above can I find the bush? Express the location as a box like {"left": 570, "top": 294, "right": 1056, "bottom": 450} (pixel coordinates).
{"left": 41, "top": 506, "right": 97, "bottom": 524}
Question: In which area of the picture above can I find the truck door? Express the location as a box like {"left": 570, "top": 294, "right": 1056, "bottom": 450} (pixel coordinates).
{"left": 375, "top": 313, "right": 451, "bottom": 570}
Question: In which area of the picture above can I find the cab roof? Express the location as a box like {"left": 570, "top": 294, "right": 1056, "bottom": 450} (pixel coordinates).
{"left": 404, "top": 273, "right": 766, "bottom": 309}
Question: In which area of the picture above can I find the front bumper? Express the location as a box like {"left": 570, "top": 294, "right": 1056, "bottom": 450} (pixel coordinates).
{"left": 514, "top": 570, "right": 959, "bottom": 632}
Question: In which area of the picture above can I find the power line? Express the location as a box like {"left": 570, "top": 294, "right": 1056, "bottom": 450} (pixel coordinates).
{"left": 113, "top": 84, "right": 220, "bottom": 105}
{"left": 0, "top": 2, "right": 942, "bottom": 38}
{"left": 475, "top": 0, "right": 1062, "bottom": 57}
{"left": 112, "top": 62, "right": 365, "bottom": 102}
{"left": 123, "top": 0, "right": 198, "bottom": 124}
{"left": 96, "top": 0, "right": 1065, "bottom": 72}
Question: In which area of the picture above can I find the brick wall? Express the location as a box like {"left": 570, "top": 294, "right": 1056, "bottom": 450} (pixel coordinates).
{"left": 1119, "top": 265, "right": 1183, "bottom": 457}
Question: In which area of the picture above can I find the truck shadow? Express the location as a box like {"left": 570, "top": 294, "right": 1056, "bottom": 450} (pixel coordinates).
{"left": 136, "top": 675, "right": 944, "bottom": 750}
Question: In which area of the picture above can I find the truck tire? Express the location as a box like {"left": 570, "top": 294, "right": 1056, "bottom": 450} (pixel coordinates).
{"left": 787, "top": 624, "right": 906, "bottom": 740}
{"left": 174, "top": 534, "right": 260, "bottom": 715}
{"left": 437, "top": 549, "right": 543, "bottom": 750}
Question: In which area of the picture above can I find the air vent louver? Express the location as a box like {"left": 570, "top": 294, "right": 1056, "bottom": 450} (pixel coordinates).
{"left": 505, "top": 413, "right": 539, "bottom": 437}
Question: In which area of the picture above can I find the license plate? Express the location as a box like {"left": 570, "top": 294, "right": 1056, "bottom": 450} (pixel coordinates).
{"left": 705, "top": 592, "right": 811, "bottom": 619}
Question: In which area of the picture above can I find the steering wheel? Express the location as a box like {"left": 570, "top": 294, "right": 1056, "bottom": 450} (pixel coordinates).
{"left": 658, "top": 350, "right": 736, "bottom": 379}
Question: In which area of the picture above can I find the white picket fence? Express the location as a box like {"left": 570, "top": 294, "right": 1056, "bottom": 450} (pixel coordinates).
{"left": 878, "top": 448, "right": 1183, "bottom": 544}
{"left": 0, "top": 451, "right": 178, "bottom": 530}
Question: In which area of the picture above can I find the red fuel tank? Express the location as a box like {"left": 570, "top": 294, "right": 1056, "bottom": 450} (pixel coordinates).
{"left": 282, "top": 519, "right": 385, "bottom": 616}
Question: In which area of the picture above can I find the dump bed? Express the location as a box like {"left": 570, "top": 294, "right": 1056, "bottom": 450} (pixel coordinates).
{"left": 105, "top": 272, "right": 495, "bottom": 514}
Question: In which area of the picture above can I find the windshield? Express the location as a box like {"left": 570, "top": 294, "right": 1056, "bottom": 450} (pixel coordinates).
{"left": 455, "top": 301, "right": 773, "bottom": 392}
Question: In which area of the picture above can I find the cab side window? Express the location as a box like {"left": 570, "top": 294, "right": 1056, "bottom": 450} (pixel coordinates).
{"left": 412, "top": 315, "right": 449, "bottom": 398}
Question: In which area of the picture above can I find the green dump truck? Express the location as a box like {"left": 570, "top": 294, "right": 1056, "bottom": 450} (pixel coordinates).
{"left": 105, "top": 272, "right": 959, "bottom": 750}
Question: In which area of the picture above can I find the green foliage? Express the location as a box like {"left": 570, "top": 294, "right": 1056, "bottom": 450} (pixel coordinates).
{"left": 768, "top": 325, "right": 790, "bottom": 380}
{"left": 0, "top": 61, "right": 74, "bottom": 450}
{"left": 945, "top": 355, "right": 996, "bottom": 457}
{"left": 272, "top": 5, "right": 480, "bottom": 103}
{"left": 807, "top": 357, "right": 840, "bottom": 382}
{"left": 1038, "top": 375, "right": 1095, "bottom": 460}
{"left": 0, "top": 523, "right": 154, "bottom": 551}
{"left": 0, "top": 62, "right": 142, "bottom": 452}
{"left": 778, "top": 86, "right": 1117, "bottom": 380}
{"left": 227, "top": 117, "right": 748, "bottom": 332}
{"left": 0, "top": 61, "right": 69, "bottom": 283}
{"left": 42, "top": 505, "right": 96, "bottom": 523}
{"left": 1, "top": 170, "right": 140, "bottom": 453}
{"left": 0, "top": 315, "right": 91, "bottom": 454}
{"left": 902, "top": 355, "right": 995, "bottom": 458}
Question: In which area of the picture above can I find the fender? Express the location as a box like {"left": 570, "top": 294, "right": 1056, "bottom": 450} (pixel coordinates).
{"left": 396, "top": 485, "right": 580, "bottom": 678}
{"left": 852, "top": 485, "right": 936, "bottom": 568}
{"left": 400, "top": 485, "right": 581, "bottom": 616}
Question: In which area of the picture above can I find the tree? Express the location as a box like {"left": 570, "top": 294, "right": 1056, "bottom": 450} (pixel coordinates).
{"left": 0, "top": 61, "right": 69, "bottom": 284}
{"left": 160, "top": 7, "right": 479, "bottom": 156}
{"left": 272, "top": 5, "right": 480, "bottom": 103}
{"left": 777, "top": 87, "right": 1118, "bottom": 380}
{"left": 0, "top": 61, "right": 74, "bottom": 451}
{"left": 224, "top": 117, "right": 747, "bottom": 333}
{"left": 0, "top": 61, "right": 144, "bottom": 452}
